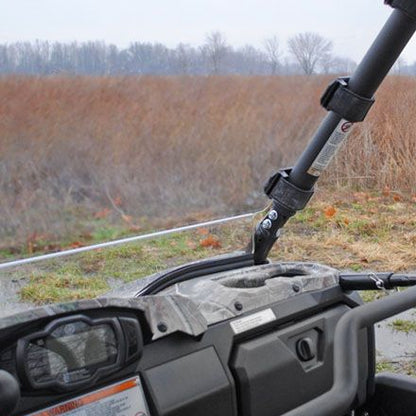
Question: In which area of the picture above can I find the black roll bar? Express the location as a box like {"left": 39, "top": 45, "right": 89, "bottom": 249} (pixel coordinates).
{"left": 252, "top": 2, "right": 416, "bottom": 264}
{"left": 282, "top": 284, "right": 416, "bottom": 416}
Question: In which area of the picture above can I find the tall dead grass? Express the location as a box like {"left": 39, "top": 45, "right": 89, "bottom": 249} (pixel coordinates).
{"left": 0, "top": 75, "right": 414, "bottom": 243}
{"left": 330, "top": 76, "right": 416, "bottom": 191}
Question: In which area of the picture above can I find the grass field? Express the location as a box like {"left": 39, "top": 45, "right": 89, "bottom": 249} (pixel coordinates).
{"left": 0, "top": 189, "right": 410, "bottom": 305}
{"left": 0, "top": 74, "right": 415, "bottom": 379}
{"left": 0, "top": 73, "right": 415, "bottom": 303}
{"left": 0, "top": 189, "right": 414, "bottom": 377}
{"left": 0, "top": 73, "right": 415, "bottom": 298}
{"left": 0, "top": 75, "right": 415, "bottom": 254}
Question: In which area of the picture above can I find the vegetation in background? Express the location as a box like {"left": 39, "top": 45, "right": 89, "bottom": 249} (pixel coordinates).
{"left": 1, "top": 75, "right": 415, "bottom": 249}
{"left": 376, "top": 359, "right": 416, "bottom": 377}
{"left": 1, "top": 190, "right": 412, "bottom": 305}
{"left": 15, "top": 222, "right": 249, "bottom": 304}
{"left": 0, "top": 32, "right": 354, "bottom": 77}
{"left": 389, "top": 319, "right": 416, "bottom": 334}
{"left": 0, "top": 73, "right": 415, "bottom": 379}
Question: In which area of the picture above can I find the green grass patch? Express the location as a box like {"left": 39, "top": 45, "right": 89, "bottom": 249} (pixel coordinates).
{"left": 397, "top": 361, "right": 416, "bottom": 377}
{"left": 14, "top": 224, "right": 248, "bottom": 304}
{"left": 376, "top": 360, "right": 395, "bottom": 373}
{"left": 389, "top": 319, "right": 416, "bottom": 334}
{"left": 349, "top": 264, "right": 364, "bottom": 272}
{"left": 2, "top": 191, "right": 414, "bottom": 305}
{"left": 20, "top": 272, "right": 109, "bottom": 304}
{"left": 360, "top": 291, "right": 384, "bottom": 303}
{"left": 91, "top": 225, "right": 130, "bottom": 242}
{"left": 376, "top": 359, "right": 416, "bottom": 377}
{"left": 291, "top": 207, "right": 317, "bottom": 225}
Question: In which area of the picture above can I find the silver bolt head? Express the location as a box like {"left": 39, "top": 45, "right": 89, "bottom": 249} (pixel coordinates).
{"left": 262, "top": 219, "right": 272, "bottom": 230}
{"left": 268, "top": 210, "right": 278, "bottom": 220}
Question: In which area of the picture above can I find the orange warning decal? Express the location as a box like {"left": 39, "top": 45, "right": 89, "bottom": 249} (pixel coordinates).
{"left": 32, "top": 379, "right": 138, "bottom": 416}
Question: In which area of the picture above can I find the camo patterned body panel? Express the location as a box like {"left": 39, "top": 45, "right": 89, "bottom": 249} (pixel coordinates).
{"left": 0, "top": 262, "right": 339, "bottom": 340}
{"left": 158, "top": 262, "right": 339, "bottom": 325}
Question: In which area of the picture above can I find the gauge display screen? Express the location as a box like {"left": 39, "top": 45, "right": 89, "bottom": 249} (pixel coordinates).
{"left": 20, "top": 316, "right": 122, "bottom": 389}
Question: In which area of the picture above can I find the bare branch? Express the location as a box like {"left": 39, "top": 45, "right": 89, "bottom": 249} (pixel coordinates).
{"left": 288, "top": 32, "right": 333, "bottom": 75}
{"left": 263, "top": 36, "right": 280, "bottom": 75}
{"left": 202, "top": 31, "right": 229, "bottom": 74}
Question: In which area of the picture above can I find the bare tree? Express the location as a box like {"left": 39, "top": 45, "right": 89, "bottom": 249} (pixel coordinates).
{"left": 331, "top": 56, "right": 357, "bottom": 74}
{"left": 393, "top": 56, "right": 407, "bottom": 75}
{"left": 202, "top": 31, "right": 228, "bottom": 74}
{"left": 175, "top": 43, "right": 192, "bottom": 74}
{"left": 320, "top": 51, "right": 334, "bottom": 74}
{"left": 288, "top": 32, "right": 333, "bottom": 75}
{"left": 263, "top": 36, "right": 280, "bottom": 74}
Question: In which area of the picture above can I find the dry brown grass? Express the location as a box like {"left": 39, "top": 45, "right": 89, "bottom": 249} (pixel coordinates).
{"left": 11, "top": 191, "right": 416, "bottom": 305}
{"left": 0, "top": 75, "right": 415, "bottom": 246}
{"left": 330, "top": 76, "right": 416, "bottom": 191}
{"left": 272, "top": 190, "right": 416, "bottom": 272}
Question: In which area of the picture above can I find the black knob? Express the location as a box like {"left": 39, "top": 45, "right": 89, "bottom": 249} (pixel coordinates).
{"left": 0, "top": 370, "right": 20, "bottom": 415}
{"left": 296, "top": 337, "right": 316, "bottom": 362}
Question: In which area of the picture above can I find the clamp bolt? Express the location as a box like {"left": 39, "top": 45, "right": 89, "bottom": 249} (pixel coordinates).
{"left": 262, "top": 219, "right": 272, "bottom": 230}
{"left": 268, "top": 210, "right": 278, "bottom": 220}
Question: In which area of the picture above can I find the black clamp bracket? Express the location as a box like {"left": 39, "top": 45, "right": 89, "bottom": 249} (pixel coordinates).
{"left": 320, "top": 77, "right": 375, "bottom": 122}
{"left": 264, "top": 168, "right": 314, "bottom": 216}
{"left": 252, "top": 168, "right": 315, "bottom": 263}
{"left": 385, "top": 0, "right": 416, "bottom": 20}
{"left": 339, "top": 272, "right": 416, "bottom": 291}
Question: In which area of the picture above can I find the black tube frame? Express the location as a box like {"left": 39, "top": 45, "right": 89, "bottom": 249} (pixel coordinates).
{"left": 292, "top": 8, "right": 416, "bottom": 188}
{"left": 252, "top": 5, "right": 416, "bottom": 264}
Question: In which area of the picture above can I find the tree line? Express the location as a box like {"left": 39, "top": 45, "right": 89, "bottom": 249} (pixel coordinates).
{"left": 0, "top": 31, "right": 412, "bottom": 76}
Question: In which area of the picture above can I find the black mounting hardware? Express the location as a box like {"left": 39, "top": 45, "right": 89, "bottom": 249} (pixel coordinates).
{"left": 320, "top": 77, "right": 375, "bottom": 122}
{"left": 253, "top": 169, "right": 315, "bottom": 264}
{"left": 339, "top": 273, "right": 416, "bottom": 291}
{"left": 264, "top": 168, "right": 315, "bottom": 216}
{"left": 385, "top": 0, "right": 416, "bottom": 20}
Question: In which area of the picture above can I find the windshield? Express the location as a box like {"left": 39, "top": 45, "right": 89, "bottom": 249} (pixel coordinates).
{"left": 1, "top": 2, "right": 415, "bottom": 320}
{"left": 0, "top": 214, "right": 259, "bottom": 318}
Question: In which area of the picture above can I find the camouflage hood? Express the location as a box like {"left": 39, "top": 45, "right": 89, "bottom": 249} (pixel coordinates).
{"left": 0, "top": 262, "right": 339, "bottom": 341}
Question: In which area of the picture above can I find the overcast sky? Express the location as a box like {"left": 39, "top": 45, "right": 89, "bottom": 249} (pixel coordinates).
{"left": 1, "top": 0, "right": 416, "bottom": 63}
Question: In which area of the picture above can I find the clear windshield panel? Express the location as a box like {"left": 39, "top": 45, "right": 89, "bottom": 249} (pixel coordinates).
{"left": 0, "top": 213, "right": 259, "bottom": 319}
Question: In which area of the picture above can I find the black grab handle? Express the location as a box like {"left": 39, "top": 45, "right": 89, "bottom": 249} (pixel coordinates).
{"left": 282, "top": 284, "right": 416, "bottom": 416}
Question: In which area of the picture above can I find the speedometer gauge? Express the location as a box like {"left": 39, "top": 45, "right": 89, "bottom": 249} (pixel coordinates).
{"left": 17, "top": 315, "right": 126, "bottom": 391}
